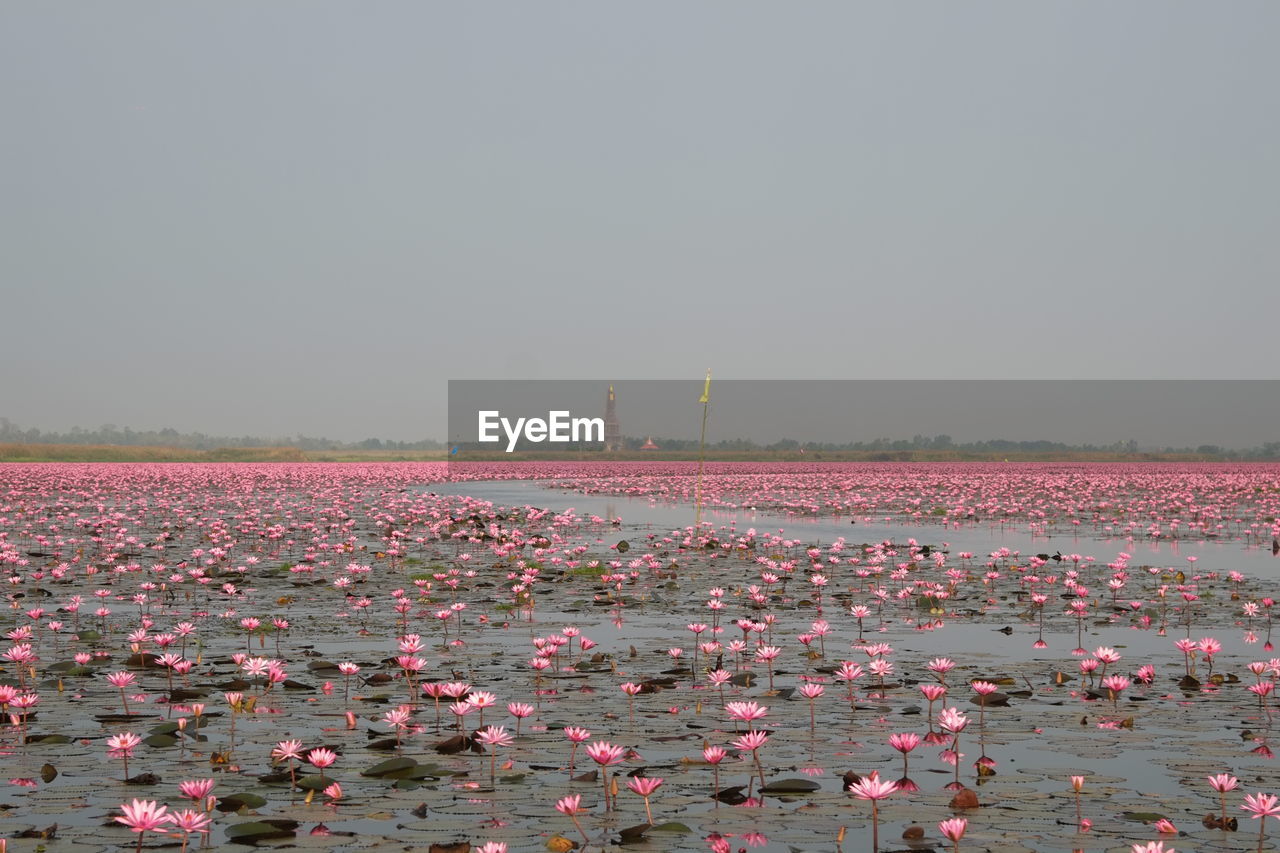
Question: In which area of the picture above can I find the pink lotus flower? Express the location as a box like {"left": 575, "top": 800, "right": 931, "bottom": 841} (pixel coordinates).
{"left": 168, "top": 808, "right": 211, "bottom": 852}
{"left": 585, "top": 740, "right": 626, "bottom": 766}
{"left": 627, "top": 775, "right": 664, "bottom": 823}
{"left": 938, "top": 707, "right": 969, "bottom": 733}
{"left": 556, "top": 793, "right": 590, "bottom": 843}
{"left": 939, "top": 816, "right": 967, "bottom": 846}
{"left": 178, "top": 778, "right": 215, "bottom": 803}
{"left": 307, "top": 747, "right": 338, "bottom": 781}
{"left": 849, "top": 771, "right": 897, "bottom": 851}
{"left": 724, "top": 700, "right": 768, "bottom": 726}
{"left": 1243, "top": 792, "right": 1280, "bottom": 819}
{"left": 116, "top": 798, "right": 172, "bottom": 852}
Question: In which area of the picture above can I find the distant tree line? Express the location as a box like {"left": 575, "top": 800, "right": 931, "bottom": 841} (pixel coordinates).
{"left": 620, "top": 434, "right": 1280, "bottom": 459}
{"left": 0, "top": 418, "right": 443, "bottom": 452}
{"left": 5, "top": 418, "right": 1277, "bottom": 459}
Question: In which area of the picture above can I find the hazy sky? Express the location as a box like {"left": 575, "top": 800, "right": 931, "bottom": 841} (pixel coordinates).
{"left": 3, "top": 3, "right": 1278, "bottom": 443}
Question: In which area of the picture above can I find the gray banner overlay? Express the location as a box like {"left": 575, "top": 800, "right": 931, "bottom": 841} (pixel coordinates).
{"left": 446, "top": 380, "right": 1280, "bottom": 457}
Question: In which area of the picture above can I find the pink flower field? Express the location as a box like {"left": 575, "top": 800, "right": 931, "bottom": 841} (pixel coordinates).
{"left": 1, "top": 461, "right": 1279, "bottom": 852}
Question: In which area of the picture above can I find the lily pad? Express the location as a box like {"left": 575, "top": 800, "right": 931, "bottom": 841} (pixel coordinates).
{"left": 759, "top": 778, "right": 821, "bottom": 794}
{"left": 217, "top": 792, "right": 269, "bottom": 812}
{"left": 225, "top": 819, "right": 297, "bottom": 844}
{"left": 362, "top": 757, "right": 419, "bottom": 778}
{"left": 24, "top": 734, "right": 72, "bottom": 745}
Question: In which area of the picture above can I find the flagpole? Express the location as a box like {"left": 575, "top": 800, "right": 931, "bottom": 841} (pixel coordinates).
{"left": 695, "top": 369, "right": 711, "bottom": 529}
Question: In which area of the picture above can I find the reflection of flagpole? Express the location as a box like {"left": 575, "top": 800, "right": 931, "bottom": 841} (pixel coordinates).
{"left": 695, "top": 369, "right": 711, "bottom": 528}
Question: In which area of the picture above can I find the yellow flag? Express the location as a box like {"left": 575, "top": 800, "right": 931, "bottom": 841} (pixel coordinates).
{"left": 699, "top": 369, "right": 711, "bottom": 404}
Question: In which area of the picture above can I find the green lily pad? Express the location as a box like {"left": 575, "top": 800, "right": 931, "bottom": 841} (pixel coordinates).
{"left": 407, "top": 763, "right": 449, "bottom": 780}
{"left": 225, "top": 819, "right": 297, "bottom": 844}
{"left": 619, "top": 823, "right": 650, "bottom": 842}
{"left": 24, "top": 734, "right": 72, "bottom": 745}
{"left": 217, "top": 792, "right": 268, "bottom": 812}
{"left": 651, "top": 822, "right": 692, "bottom": 833}
{"left": 759, "top": 778, "right": 821, "bottom": 794}
{"left": 295, "top": 774, "right": 332, "bottom": 791}
{"left": 362, "top": 757, "right": 418, "bottom": 778}
{"left": 48, "top": 662, "right": 93, "bottom": 676}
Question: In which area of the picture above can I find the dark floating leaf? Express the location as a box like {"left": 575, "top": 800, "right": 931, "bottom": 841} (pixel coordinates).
{"left": 639, "top": 677, "right": 677, "bottom": 692}
{"left": 427, "top": 842, "right": 470, "bottom": 853}
{"left": 759, "top": 778, "right": 821, "bottom": 795}
{"left": 295, "top": 774, "right": 331, "bottom": 791}
{"left": 217, "top": 792, "right": 268, "bottom": 812}
{"left": 406, "top": 763, "right": 449, "bottom": 780}
{"left": 126, "top": 773, "right": 162, "bottom": 786}
{"left": 40, "top": 764, "right": 57, "bottom": 783}
{"left": 24, "top": 734, "right": 71, "bottom": 745}
{"left": 15, "top": 824, "right": 58, "bottom": 840}
{"left": 126, "top": 652, "right": 162, "bottom": 668}
{"left": 362, "top": 757, "right": 418, "bottom": 778}
{"left": 434, "top": 734, "right": 481, "bottom": 754}
{"left": 650, "top": 822, "right": 691, "bottom": 833}
{"left": 225, "top": 819, "right": 297, "bottom": 845}
{"left": 48, "top": 662, "right": 93, "bottom": 676}
{"left": 949, "top": 788, "right": 980, "bottom": 809}
{"left": 712, "top": 785, "right": 748, "bottom": 804}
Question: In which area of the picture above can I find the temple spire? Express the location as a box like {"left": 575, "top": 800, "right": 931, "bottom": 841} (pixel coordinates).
{"left": 603, "top": 384, "right": 622, "bottom": 452}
